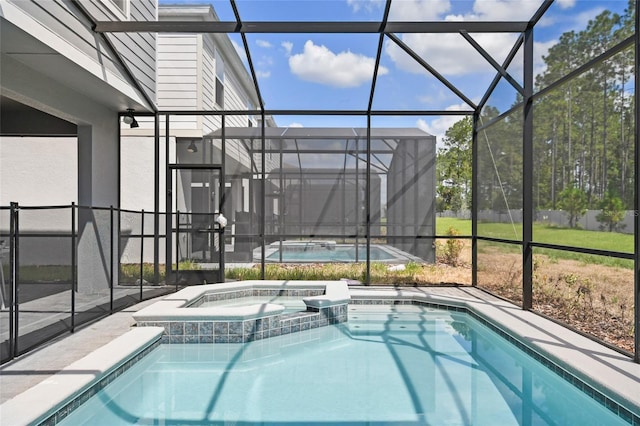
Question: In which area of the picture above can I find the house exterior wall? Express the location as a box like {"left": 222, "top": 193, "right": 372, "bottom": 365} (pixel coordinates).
{"left": 0, "top": 138, "right": 77, "bottom": 206}
{"left": 118, "top": 5, "right": 262, "bottom": 266}
{"left": 1, "top": 0, "right": 158, "bottom": 290}
{"left": 157, "top": 34, "right": 199, "bottom": 112}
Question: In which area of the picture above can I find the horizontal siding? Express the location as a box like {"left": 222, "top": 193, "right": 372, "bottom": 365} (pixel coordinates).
{"left": 15, "top": 1, "right": 123, "bottom": 76}
{"left": 158, "top": 37, "right": 196, "bottom": 46}
{"left": 157, "top": 52, "right": 200, "bottom": 61}
{"left": 11, "top": 0, "right": 156, "bottom": 105}
{"left": 202, "top": 35, "right": 216, "bottom": 111}
{"left": 158, "top": 75, "right": 197, "bottom": 84}
{"left": 81, "top": 0, "right": 156, "bottom": 102}
{"left": 163, "top": 122, "right": 199, "bottom": 130}
{"left": 105, "top": 0, "right": 156, "bottom": 102}
{"left": 225, "top": 73, "right": 249, "bottom": 111}
{"left": 157, "top": 82, "right": 197, "bottom": 92}
{"left": 165, "top": 115, "right": 199, "bottom": 122}
{"left": 203, "top": 116, "right": 222, "bottom": 134}
{"left": 158, "top": 44, "right": 198, "bottom": 53}
{"left": 158, "top": 67, "right": 198, "bottom": 76}
{"left": 225, "top": 114, "right": 250, "bottom": 128}
{"left": 157, "top": 98, "right": 198, "bottom": 108}
{"left": 157, "top": 34, "right": 197, "bottom": 111}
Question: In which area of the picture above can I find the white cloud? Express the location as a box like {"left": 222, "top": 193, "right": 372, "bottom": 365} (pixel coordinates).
{"left": 389, "top": 0, "right": 451, "bottom": 20}
{"left": 256, "top": 39, "right": 273, "bottom": 48}
{"left": 556, "top": 0, "right": 576, "bottom": 9}
{"left": 539, "top": 5, "right": 600, "bottom": 29}
{"left": 386, "top": 32, "right": 519, "bottom": 76}
{"left": 573, "top": 7, "right": 607, "bottom": 29}
{"left": 385, "top": 0, "right": 543, "bottom": 78}
{"left": 289, "top": 40, "right": 388, "bottom": 88}
{"left": 281, "top": 41, "right": 293, "bottom": 56}
{"left": 469, "top": 0, "right": 542, "bottom": 21}
{"left": 533, "top": 39, "right": 557, "bottom": 79}
{"left": 418, "top": 89, "right": 450, "bottom": 105}
{"left": 258, "top": 56, "right": 274, "bottom": 68}
{"left": 287, "top": 122, "right": 304, "bottom": 128}
{"left": 347, "top": 0, "right": 384, "bottom": 13}
{"left": 256, "top": 55, "right": 273, "bottom": 80}
{"left": 416, "top": 103, "right": 473, "bottom": 143}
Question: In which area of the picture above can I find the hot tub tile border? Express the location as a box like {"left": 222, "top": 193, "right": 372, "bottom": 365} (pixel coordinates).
{"left": 138, "top": 304, "right": 348, "bottom": 344}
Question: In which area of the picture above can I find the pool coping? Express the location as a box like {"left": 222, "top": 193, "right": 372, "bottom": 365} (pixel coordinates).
{"left": 132, "top": 280, "right": 350, "bottom": 321}
{"left": 1, "top": 285, "right": 639, "bottom": 425}
{"left": 0, "top": 327, "right": 164, "bottom": 426}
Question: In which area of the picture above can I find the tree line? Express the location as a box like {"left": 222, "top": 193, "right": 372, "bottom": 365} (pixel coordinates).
{"left": 437, "top": 0, "right": 636, "bottom": 231}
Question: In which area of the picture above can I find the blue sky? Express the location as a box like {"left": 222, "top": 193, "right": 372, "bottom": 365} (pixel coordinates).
{"left": 161, "top": 0, "right": 630, "bottom": 141}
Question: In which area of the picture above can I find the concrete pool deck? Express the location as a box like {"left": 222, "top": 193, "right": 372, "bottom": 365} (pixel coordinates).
{"left": 1, "top": 285, "right": 639, "bottom": 424}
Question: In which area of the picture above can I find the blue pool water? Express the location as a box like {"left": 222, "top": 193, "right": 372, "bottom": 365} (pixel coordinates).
{"left": 58, "top": 305, "right": 630, "bottom": 425}
{"left": 266, "top": 245, "right": 397, "bottom": 262}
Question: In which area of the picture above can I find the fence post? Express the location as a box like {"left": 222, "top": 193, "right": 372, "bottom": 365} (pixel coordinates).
{"left": 175, "top": 210, "right": 180, "bottom": 291}
{"left": 110, "top": 205, "right": 114, "bottom": 313}
{"left": 9, "top": 202, "right": 19, "bottom": 358}
{"left": 140, "top": 209, "right": 144, "bottom": 302}
{"left": 71, "top": 203, "right": 76, "bottom": 332}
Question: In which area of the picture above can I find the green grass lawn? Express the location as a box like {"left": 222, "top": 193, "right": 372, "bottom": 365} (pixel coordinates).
{"left": 436, "top": 216, "right": 634, "bottom": 268}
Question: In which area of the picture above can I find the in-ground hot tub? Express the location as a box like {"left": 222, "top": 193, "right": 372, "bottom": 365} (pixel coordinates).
{"left": 133, "top": 280, "right": 350, "bottom": 343}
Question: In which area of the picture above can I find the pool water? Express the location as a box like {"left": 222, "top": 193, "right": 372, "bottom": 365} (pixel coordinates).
{"left": 58, "top": 305, "right": 629, "bottom": 425}
{"left": 266, "top": 245, "right": 396, "bottom": 262}
{"left": 197, "top": 295, "right": 307, "bottom": 314}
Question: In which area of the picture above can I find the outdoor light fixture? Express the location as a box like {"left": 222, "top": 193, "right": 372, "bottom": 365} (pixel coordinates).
{"left": 122, "top": 108, "right": 139, "bottom": 128}
{"left": 187, "top": 140, "right": 198, "bottom": 153}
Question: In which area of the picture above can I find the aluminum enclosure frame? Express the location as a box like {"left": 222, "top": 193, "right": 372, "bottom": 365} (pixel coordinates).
{"left": 100, "top": 0, "right": 639, "bottom": 361}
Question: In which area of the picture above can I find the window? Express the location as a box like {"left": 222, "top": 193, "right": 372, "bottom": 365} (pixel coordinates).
{"left": 215, "top": 49, "right": 225, "bottom": 108}
{"left": 215, "top": 78, "right": 224, "bottom": 108}
{"left": 247, "top": 101, "right": 254, "bottom": 127}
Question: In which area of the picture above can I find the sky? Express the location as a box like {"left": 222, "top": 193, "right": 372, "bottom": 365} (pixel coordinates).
{"left": 160, "top": 0, "right": 630, "bottom": 143}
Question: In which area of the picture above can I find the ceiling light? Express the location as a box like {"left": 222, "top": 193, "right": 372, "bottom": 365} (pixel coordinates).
{"left": 122, "top": 108, "right": 139, "bottom": 128}
{"left": 187, "top": 140, "right": 198, "bottom": 153}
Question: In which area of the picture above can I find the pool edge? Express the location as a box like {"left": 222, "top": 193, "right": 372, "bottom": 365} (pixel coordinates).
{"left": 0, "top": 327, "right": 164, "bottom": 426}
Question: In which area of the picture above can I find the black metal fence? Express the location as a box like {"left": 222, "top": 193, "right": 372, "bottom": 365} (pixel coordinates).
{"left": 0, "top": 203, "right": 176, "bottom": 365}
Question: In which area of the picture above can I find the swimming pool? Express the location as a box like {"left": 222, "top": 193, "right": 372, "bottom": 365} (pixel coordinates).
{"left": 56, "top": 304, "right": 631, "bottom": 425}
{"left": 258, "top": 240, "right": 423, "bottom": 263}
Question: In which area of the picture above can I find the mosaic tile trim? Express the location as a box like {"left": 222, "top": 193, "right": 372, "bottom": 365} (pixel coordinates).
{"left": 467, "top": 310, "right": 639, "bottom": 426}
{"left": 350, "top": 297, "right": 639, "bottom": 426}
{"left": 188, "top": 288, "right": 325, "bottom": 308}
{"left": 139, "top": 304, "right": 348, "bottom": 344}
{"left": 38, "top": 339, "right": 162, "bottom": 426}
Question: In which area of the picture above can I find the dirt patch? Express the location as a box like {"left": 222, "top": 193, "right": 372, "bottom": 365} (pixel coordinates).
{"left": 470, "top": 245, "right": 635, "bottom": 353}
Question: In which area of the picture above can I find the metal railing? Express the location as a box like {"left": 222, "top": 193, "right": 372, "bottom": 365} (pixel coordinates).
{"left": 0, "top": 203, "right": 175, "bottom": 365}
